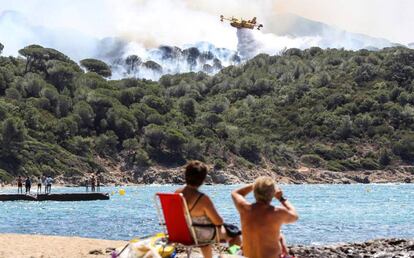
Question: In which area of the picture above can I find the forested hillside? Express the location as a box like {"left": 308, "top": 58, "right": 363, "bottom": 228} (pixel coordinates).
{"left": 0, "top": 43, "right": 413, "bottom": 182}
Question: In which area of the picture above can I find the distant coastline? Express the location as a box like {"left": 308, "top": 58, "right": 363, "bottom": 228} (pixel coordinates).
{"left": 125, "top": 165, "right": 414, "bottom": 185}
{"left": 1, "top": 166, "right": 412, "bottom": 187}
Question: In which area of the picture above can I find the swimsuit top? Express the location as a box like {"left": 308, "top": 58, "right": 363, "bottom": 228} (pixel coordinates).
{"left": 189, "top": 193, "right": 204, "bottom": 212}
{"left": 188, "top": 193, "right": 214, "bottom": 225}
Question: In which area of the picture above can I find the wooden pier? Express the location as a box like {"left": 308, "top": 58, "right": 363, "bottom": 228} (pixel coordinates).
{"left": 0, "top": 193, "right": 110, "bottom": 202}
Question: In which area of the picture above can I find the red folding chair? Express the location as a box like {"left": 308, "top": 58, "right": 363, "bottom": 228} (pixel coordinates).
{"left": 155, "top": 193, "right": 221, "bottom": 257}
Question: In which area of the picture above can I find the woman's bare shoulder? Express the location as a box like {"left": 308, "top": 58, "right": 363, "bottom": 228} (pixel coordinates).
{"left": 200, "top": 194, "right": 215, "bottom": 207}
{"left": 175, "top": 187, "right": 184, "bottom": 193}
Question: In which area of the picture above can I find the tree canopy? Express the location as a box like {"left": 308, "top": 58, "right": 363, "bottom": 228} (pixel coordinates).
{"left": 0, "top": 43, "right": 414, "bottom": 182}
{"left": 80, "top": 58, "right": 112, "bottom": 77}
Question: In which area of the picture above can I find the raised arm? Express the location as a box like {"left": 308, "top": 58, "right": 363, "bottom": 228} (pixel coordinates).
{"left": 231, "top": 184, "right": 253, "bottom": 212}
{"left": 275, "top": 188, "right": 299, "bottom": 224}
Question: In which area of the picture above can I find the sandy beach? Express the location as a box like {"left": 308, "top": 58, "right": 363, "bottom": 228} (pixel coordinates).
{"left": 1, "top": 234, "right": 413, "bottom": 257}
{"left": 0, "top": 234, "right": 127, "bottom": 258}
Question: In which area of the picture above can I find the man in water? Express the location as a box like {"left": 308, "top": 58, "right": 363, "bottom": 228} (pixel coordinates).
{"left": 17, "top": 176, "right": 23, "bottom": 194}
{"left": 25, "top": 177, "right": 32, "bottom": 194}
{"left": 232, "top": 177, "right": 299, "bottom": 258}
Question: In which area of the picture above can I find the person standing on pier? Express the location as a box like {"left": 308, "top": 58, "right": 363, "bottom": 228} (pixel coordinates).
{"left": 43, "top": 176, "right": 47, "bottom": 194}
{"left": 91, "top": 175, "right": 96, "bottom": 192}
{"left": 45, "top": 176, "right": 53, "bottom": 194}
{"left": 25, "top": 177, "right": 32, "bottom": 194}
{"left": 96, "top": 176, "right": 101, "bottom": 192}
{"left": 85, "top": 178, "right": 89, "bottom": 192}
{"left": 37, "top": 176, "right": 42, "bottom": 194}
{"left": 17, "top": 176, "right": 23, "bottom": 194}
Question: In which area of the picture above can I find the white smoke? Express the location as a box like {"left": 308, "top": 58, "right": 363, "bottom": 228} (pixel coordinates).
{"left": 107, "top": 41, "right": 241, "bottom": 80}
{"left": 0, "top": 0, "right": 403, "bottom": 80}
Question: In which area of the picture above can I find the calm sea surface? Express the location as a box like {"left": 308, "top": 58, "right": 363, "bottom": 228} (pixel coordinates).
{"left": 0, "top": 184, "right": 413, "bottom": 245}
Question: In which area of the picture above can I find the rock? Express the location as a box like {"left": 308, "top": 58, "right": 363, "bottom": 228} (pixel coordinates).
{"left": 362, "top": 176, "right": 370, "bottom": 184}
{"left": 389, "top": 239, "right": 406, "bottom": 245}
{"left": 105, "top": 247, "right": 116, "bottom": 254}
{"left": 353, "top": 176, "right": 370, "bottom": 184}
{"left": 288, "top": 170, "right": 307, "bottom": 181}
{"left": 288, "top": 239, "right": 414, "bottom": 258}
{"left": 210, "top": 170, "right": 227, "bottom": 184}
{"left": 404, "top": 177, "right": 411, "bottom": 183}
{"left": 89, "top": 249, "right": 103, "bottom": 255}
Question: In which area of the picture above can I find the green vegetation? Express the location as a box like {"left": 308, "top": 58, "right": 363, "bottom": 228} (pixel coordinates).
{"left": 1, "top": 43, "right": 414, "bottom": 182}
{"left": 80, "top": 58, "right": 112, "bottom": 78}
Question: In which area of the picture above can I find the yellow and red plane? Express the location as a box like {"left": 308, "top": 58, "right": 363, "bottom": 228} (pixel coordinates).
{"left": 220, "top": 15, "right": 263, "bottom": 30}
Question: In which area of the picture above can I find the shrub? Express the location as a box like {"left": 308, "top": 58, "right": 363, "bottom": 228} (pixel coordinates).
{"left": 326, "top": 161, "right": 346, "bottom": 171}
{"left": 184, "top": 139, "right": 204, "bottom": 160}
{"left": 300, "top": 154, "right": 325, "bottom": 168}
{"left": 237, "top": 136, "right": 262, "bottom": 163}
{"left": 64, "top": 136, "right": 92, "bottom": 156}
{"left": 134, "top": 149, "right": 151, "bottom": 167}
{"left": 339, "top": 159, "right": 361, "bottom": 170}
{"left": 214, "top": 159, "right": 226, "bottom": 170}
{"left": 313, "top": 144, "right": 353, "bottom": 160}
{"left": 0, "top": 168, "right": 12, "bottom": 183}
{"left": 63, "top": 168, "right": 82, "bottom": 177}
{"left": 80, "top": 58, "right": 111, "bottom": 77}
{"left": 393, "top": 135, "right": 414, "bottom": 163}
{"left": 5, "top": 88, "right": 21, "bottom": 100}
{"left": 95, "top": 131, "right": 119, "bottom": 156}
{"left": 378, "top": 149, "right": 392, "bottom": 166}
{"left": 360, "top": 158, "right": 380, "bottom": 170}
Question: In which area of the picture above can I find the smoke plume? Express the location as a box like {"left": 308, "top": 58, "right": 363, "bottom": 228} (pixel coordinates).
{"left": 0, "top": 0, "right": 405, "bottom": 80}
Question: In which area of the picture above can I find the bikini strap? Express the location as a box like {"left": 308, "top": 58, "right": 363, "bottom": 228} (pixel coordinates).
{"left": 189, "top": 193, "right": 204, "bottom": 212}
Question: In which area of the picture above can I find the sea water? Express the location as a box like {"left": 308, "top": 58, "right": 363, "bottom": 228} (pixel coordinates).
{"left": 0, "top": 184, "right": 413, "bottom": 245}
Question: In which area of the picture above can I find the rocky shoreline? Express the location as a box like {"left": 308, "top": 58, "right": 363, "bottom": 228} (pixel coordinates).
{"left": 1, "top": 234, "right": 412, "bottom": 258}
{"left": 289, "top": 238, "right": 414, "bottom": 258}
{"left": 173, "top": 238, "right": 414, "bottom": 257}
{"left": 35, "top": 163, "right": 414, "bottom": 186}
{"left": 128, "top": 165, "right": 414, "bottom": 185}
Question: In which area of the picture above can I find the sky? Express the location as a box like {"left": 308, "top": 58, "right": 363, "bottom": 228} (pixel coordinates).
{"left": 274, "top": 0, "right": 414, "bottom": 44}
{"left": 0, "top": 0, "right": 413, "bottom": 58}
